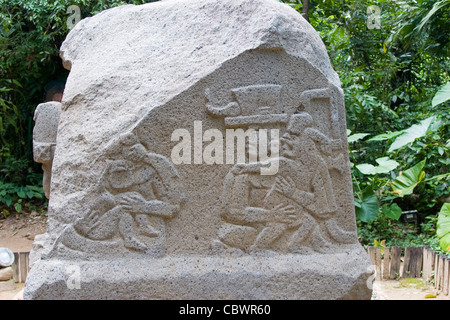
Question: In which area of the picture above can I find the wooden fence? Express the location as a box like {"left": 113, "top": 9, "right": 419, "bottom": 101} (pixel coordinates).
{"left": 368, "top": 246, "right": 450, "bottom": 296}
{"left": 11, "top": 252, "right": 30, "bottom": 283}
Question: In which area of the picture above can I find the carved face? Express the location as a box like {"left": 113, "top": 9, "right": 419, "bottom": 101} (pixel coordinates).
{"left": 281, "top": 113, "right": 313, "bottom": 159}
{"left": 280, "top": 132, "right": 301, "bottom": 159}
{"left": 126, "top": 144, "right": 147, "bottom": 162}
{"left": 105, "top": 160, "right": 135, "bottom": 190}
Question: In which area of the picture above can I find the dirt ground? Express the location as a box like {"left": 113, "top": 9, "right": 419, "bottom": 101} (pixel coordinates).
{"left": 373, "top": 279, "right": 450, "bottom": 300}
{"left": 0, "top": 212, "right": 47, "bottom": 300}
{"left": 0, "top": 212, "right": 47, "bottom": 252}
{"left": 0, "top": 213, "right": 449, "bottom": 300}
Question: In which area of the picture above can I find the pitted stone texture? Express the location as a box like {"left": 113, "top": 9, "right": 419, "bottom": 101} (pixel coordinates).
{"left": 25, "top": 249, "right": 372, "bottom": 300}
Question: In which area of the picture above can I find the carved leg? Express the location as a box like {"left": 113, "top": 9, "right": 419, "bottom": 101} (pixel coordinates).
{"left": 135, "top": 214, "right": 160, "bottom": 237}
{"left": 324, "top": 219, "right": 357, "bottom": 244}
{"left": 287, "top": 213, "right": 315, "bottom": 252}
{"left": 309, "top": 226, "right": 333, "bottom": 253}
{"left": 217, "top": 223, "right": 259, "bottom": 251}
{"left": 118, "top": 213, "right": 147, "bottom": 252}
{"left": 250, "top": 222, "right": 287, "bottom": 251}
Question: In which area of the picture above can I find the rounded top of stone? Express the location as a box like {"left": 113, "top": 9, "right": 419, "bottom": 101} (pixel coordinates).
{"left": 60, "top": 0, "right": 340, "bottom": 92}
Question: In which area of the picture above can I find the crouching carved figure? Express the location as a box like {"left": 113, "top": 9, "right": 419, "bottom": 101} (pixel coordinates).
{"left": 53, "top": 132, "right": 185, "bottom": 256}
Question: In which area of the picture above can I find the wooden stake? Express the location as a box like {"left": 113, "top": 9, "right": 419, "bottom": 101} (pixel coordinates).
{"left": 368, "top": 246, "right": 381, "bottom": 280}
{"left": 390, "top": 246, "right": 402, "bottom": 280}
{"left": 382, "top": 247, "right": 390, "bottom": 280}
{"left": 422, "top": 247, "right": 435, "bottom": 282}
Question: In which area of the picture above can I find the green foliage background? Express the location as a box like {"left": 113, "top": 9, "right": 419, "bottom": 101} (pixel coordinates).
{"left": 1, "top": 0, "right": 449, "bottom": 250}
{"left": 0, "top": 0, "right": 157, "bottom": 215}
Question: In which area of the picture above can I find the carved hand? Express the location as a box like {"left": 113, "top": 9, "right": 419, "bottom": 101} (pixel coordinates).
{"left": 231, "top": 163, "right": 246, "bottom": 175}
{"left": 83, "top": 207, "right": 101, "bottom": 230}
{"left": 117, "top": 192, "right": 147, "bottom": 213}
{"left": 231, "top": 163, "right": 259, "bottom": 175}
{"left": 270, "top": 203, "right": 297, "bottom": 224}
{"left": 274, "top": 176, "right": 296, "bottom": 197}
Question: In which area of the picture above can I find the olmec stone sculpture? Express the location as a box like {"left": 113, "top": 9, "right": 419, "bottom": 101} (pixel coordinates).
{"left": 25, "top": 0, "right": 373, "bottom": 299}
{"left": 52, "top": 131, "right": 185, "bottom": 257}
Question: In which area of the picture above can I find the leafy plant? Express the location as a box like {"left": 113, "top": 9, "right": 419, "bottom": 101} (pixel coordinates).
{"left": 354, "top": 186, "right": 380, "bottom": 223}
{"left": 437, "top": 203, "right": 450, "bottom": 253}
{"left": 0, "top": 0, "right": 158, "bottom": 215}
{"left": 382, "top": 203, "right": 402, "bottom": 220}
{"left": 0, "top": 179, "right": 44, "bottom": 213}
{"left": 349, "top": 123, "right": 447, "bottom": 224}
{"left": 391, "top": 160, "right": 426, "bottom": 197}
{"left": 349, "top": 129, "right": 426, "bottom": 223}
{"left": 388, "top": 116, "right": 443, "bottom": 153}
{"left": 432, "top": 82, "right": 450, "bottom": 108}
{"left": 356, "top": 157, "right": 399, "bottom": 175}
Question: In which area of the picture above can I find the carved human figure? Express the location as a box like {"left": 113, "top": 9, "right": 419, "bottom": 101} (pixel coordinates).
{"left": 56, "top": 133, "right": 184, "bottom": 253}
{"left": 273, "top": 112, "right": 353, "bottom": 251}
{"left": 216, "top": 112, "right": 353, "bottom": 253}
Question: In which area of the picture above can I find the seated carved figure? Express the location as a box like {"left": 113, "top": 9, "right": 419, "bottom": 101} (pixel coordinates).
{"left": 55, "top": 133, "right": 185, "bottom": 254}
{"left": 215, "top": 112, "right": 354, "bottom": 254}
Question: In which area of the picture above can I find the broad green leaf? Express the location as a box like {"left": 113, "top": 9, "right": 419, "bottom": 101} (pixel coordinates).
{"left": 356, "top": 157, "right": 399, "bottom": 175}
{"left": 356, "top": 163, "right": 377, "bottom": 175}
{"left": 382, "top": 203, "right": 402, "bottom": 220}
{"left": 33, "top": 192, "right": 44, "bottom": 199}
{"left": 416, "top": 1, "right": 450, "bottom": 32}
{"left": 4, "top": 196, "right": 12, "bottom": 207}
{"left": 355, "top": 188, "right": 379, "bottom": 222}
{"left": 388, "top": 116, "right": 439, "bottom": 152}
{"left": 367, "top": 130, "right": 405, "bottom": 142}
{"left": 348, "top": 133, "right": 370, "bottom": 143}
{"left": 14, "top": 202, "right": 22, "bottom": 213}
{"left": 436, "top": 203, "right": 450, "bottom": 252}
{"left": 26, "top": 189, "right": 34, "bottom": 199}
{"left": 432, "top": 82, "right": 450, "bottom": 107}
{"left": 428, "top": 118, "right": 444, "bottom": 132}
{"left": 16, "top": 189, "right": 26, "bottom": 199}
{"left": 376, "top": 157, "right": 400, "bottom": 171}
{"left": 391, "top": 160, "right": 426, "bottom": 197}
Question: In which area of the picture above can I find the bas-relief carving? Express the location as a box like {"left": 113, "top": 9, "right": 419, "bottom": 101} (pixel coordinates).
{"left": 50, "top": 132, "right": 185, "bottom": 256}
{"left": 40, "top": 84, "right": 355, "bottom": 258}
{"left": 206, "top": 84, "right": 288, "bottom": 127}
{"left": 210, "top": 84, "right": 356, "bottom": 254}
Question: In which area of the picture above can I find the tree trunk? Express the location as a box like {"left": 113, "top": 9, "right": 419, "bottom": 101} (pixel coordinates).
{"left": 302, "top": 0, "right": 310, "bottom": 22}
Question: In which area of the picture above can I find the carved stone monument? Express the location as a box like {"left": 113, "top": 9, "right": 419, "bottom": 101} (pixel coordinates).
{"left": 24, "top": 0, "right": 373, "bottom": 299}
